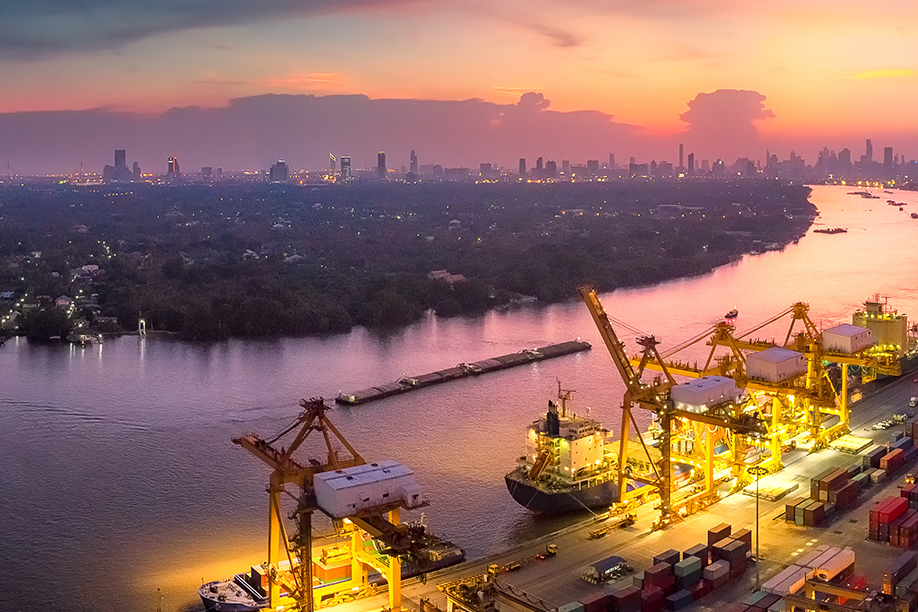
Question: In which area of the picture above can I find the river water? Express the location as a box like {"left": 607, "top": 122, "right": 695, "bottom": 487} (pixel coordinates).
{"left": 2, "top": 185, "right": 917, "bottom": 612}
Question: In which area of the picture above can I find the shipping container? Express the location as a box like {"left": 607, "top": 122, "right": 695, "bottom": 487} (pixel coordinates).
{"left": 884, "top": 551, "right": 918, "bottom": 595}
{"left": 579, "top": 591, "right": 611, "bottom": 612}
{"left": 683, "top": 543, "right": 709, "bottom": 566}
{"left": 654, "top": 549, "right": 680, "bottom": 566}
{"left": 664, "top": 589, "right": 693, "bottom": 611}
{"left": 785, "top": 497, "right": 809, "bottom": 521}
{"left": 813, "top": 548, "right": 855, "bottom": 581}
{"left": 708, "top": 523, "right": 731, "bottom": 546}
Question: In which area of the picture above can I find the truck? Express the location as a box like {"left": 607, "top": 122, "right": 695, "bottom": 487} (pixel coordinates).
{"left": 588, "top": 513, "right": 636, "bottom": 538}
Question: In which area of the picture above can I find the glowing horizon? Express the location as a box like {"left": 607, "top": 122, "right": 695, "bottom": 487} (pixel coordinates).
{"left": 3, "top": 0, "right": 918, "bottom": 169}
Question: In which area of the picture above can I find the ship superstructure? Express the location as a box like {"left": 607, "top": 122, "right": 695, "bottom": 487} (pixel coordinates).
{"left": 505, "top": 387, "right": 620, "bottom": 512}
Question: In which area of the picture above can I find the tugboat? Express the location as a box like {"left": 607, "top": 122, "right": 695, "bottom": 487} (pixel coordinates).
{"left": 505, "top": 385, "right": 620, "bottom": 513}
{"left": 724, "top": 308, "right": 738, "bottom": 319}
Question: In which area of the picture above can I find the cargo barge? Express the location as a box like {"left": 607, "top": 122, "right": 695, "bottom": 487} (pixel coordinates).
{"left": 336, "top": 340, "right": 591, "bottom": 405}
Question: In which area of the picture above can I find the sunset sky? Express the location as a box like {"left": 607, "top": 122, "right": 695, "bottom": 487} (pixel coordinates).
{"left": 3, "top": 0, "right": 918, "bottom": 171}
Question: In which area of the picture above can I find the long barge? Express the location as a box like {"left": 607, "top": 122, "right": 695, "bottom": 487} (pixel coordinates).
{"left": 335, "top": 340, "right": 591, "bottom": 405}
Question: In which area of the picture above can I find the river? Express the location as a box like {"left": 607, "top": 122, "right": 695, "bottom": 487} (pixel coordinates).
{"left": 1, "top": 185, "right": 917, "bottom": 611}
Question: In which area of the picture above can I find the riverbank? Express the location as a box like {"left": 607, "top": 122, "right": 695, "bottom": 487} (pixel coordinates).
{"left": 1, "top": 180, "right": 816, "bottom": 342}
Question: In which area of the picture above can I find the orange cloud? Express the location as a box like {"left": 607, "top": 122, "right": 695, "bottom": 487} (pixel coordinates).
{"left": 260, "top": 72, "right": 348, "bottom": 90}
{"left": 852, "top": 69, "right": 915, "bottom": 80}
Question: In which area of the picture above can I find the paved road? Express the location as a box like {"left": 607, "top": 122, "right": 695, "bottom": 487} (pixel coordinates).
{"left": 333, "top": 369, "right": 918, "bottom": 612}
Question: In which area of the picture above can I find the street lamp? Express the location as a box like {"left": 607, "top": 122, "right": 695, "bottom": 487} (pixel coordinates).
{"left": 747, "top": 465, "right": 769, "bottom": 592}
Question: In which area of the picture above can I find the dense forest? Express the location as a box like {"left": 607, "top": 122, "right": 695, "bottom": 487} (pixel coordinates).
{"left": 0, "top": 180, "right": 815, "bottom": 340}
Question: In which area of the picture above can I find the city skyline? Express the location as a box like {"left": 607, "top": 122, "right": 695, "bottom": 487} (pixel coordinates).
{"left": 1, "top": 92, "right": 917, "bottom": 178}
{"left": 2, "top": 1, "right": 918, "bottom": 174}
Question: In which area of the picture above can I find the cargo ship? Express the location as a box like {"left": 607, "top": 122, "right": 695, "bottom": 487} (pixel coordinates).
{"left": 504, "top": 388, "right": 622, "bottom": 513}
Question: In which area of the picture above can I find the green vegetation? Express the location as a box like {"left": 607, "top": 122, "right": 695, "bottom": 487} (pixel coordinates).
{"left": 0, "top": 180, "right": 815, "bottom": 340}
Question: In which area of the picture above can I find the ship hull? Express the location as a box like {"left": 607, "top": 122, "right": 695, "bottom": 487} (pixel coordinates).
{"left": 504, "top": 470, "right": 619, "bottom": 513}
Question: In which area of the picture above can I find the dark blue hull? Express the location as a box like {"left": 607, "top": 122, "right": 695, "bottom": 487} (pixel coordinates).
{"left": 504, "top": 470, "right": 620, "bottom": 513}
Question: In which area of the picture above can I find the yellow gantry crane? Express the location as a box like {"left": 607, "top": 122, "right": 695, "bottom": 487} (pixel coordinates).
{"left": 580, "top": 287, "right": 769, "bottom": 527}
{"left": 234, "top": 398, "right": 419, "bottom": 612}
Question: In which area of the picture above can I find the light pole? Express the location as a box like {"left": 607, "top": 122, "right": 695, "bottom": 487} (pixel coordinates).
{"left": 748, "top": 465, "right": 768, "bottom": 592}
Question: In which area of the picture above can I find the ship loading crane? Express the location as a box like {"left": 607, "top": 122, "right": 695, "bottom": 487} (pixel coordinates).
{"left": 624, "top": 300, "right": 904, "bottom": 496}
{"left": 579, "top": 287, "right": 767, "bottom": 528}
{"left": 233, "top": 397, "right": 424, "bottom": 612}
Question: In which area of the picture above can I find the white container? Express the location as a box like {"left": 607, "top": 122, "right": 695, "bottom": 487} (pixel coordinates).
{"left": 774, "top": 567, "right": 813, "bottom": 596}
{"left": 795, "top": 544, "right": 831, "bottom": 569}
{"left": 802, "top": 547, "right": 841, "bottom": 570}
{"left": 763, "top": 565, "right": 807, "bottom": 593}
{"left": 823, "top": 324, "right": 872, "bottom": 354}
{"left": 314, "top": 460, "right": 425, "bottom": 518}
{"left": 813, "top": 548, "right": 855, "bottom": 581}
{"left": 747, "top": 347, "right": 806, "bottom": 383}
{"left": 671, "top": 376, "right": 743, "bottom": 413}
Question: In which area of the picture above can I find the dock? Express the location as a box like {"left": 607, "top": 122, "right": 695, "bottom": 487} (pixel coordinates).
{"left": 335, "top": 340, "right": 592, "bottom": 405}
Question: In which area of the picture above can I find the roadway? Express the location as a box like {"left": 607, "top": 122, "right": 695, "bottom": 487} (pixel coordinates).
{"left": 334, "top": 369, "right": 918, "bottom": 612}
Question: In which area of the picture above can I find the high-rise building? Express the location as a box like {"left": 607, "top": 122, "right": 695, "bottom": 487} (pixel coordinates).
{"left": 479, "top": 162, "right": 493, "bottom": 179}
{"left": 679, "top": 144, "right": 684, "bottom": 170}
{"left": 866, "top": 139, "right": 873, "bottom": 162}
{"left": 270, "top": 160, "right": 289, "bottom": 182}
{"left": 545, "top": 160, "right": 557, "bottom": 178}
{"left": 535, "top": 157, "right": 543, "bottom": 177}
{"left": 562, "top": 160, "right": 571, "bottom": 175}
{"left": 340, "top": 156, "right": 351, "bottom": 182}
{"left": 687, "top": 153, "right": 695, "bottom": 174}
{"left": 329, "top": 153, "right": 336, "bottom": 172}
{"left": 105, "top": 149, "right": 132, "bottom": 182}
{"left": 132, "top": 162, "right": 141, "bottom": 180}
{"left": 377, "top": 152, "right": 387, "bottom": 179}
{"left": 884, "top": 147, "right": 894, "bottom": 177}
{"left": 519, "top": 158, "right": 526, "bottom": 178}
{"left": 587, "top": 160, "right": 600, "bottom": 176}
{"left": 609, "top": 153, "right": 616, "bottom": 169}
{"left": 409, "top": 150, "right": 418, "bottom": 175}
{"left": 168, "top": 156, "right": 180, "bottom": 175}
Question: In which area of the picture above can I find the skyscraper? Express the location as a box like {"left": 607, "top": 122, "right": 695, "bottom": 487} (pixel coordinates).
{"left": 340, "top": 156, "right": 351, "bottom": 182}
{"left": 377, "top": 151, "right": 387, "bottom": 179}
{"left": 609, "top": 153, "right": 615, "bottom": 169}
{"left": 884, "top": 147, "right": 894, "bottom": 178}
{"left": 168, "top": 156, "right": 180, "bottom": 175}
{"left": 105, "top": 149, "right": 132, "bottom": 182}
{"left": 409, "top": 150, "right": 418, "bottom": 175}
{"left": 519, "top": 158, "right": 526, "bottom": 178}
{"left": 270, "top": 160, "right": 289, "bottom": 182}
{"left": 866, "top": 139, "right": 873, "bottom": 162}
{"left": 687, "top": 153, "right": 695, "bottom": 174}
{"left": 545, "top": 160, "right": 557, "bottom": 178}
{"left": 679, "top": 144, "right": 684, "bottom": 170}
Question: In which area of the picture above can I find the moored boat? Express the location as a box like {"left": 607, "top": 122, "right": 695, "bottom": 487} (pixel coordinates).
{"left": 504, "top": 386, "right": 622, "bottom": 513}
{"left": 724, "top": 308, "right": 738, "bottom": 319}
{"left": 199, "top": 576, "right": 267, "bottom": 612}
